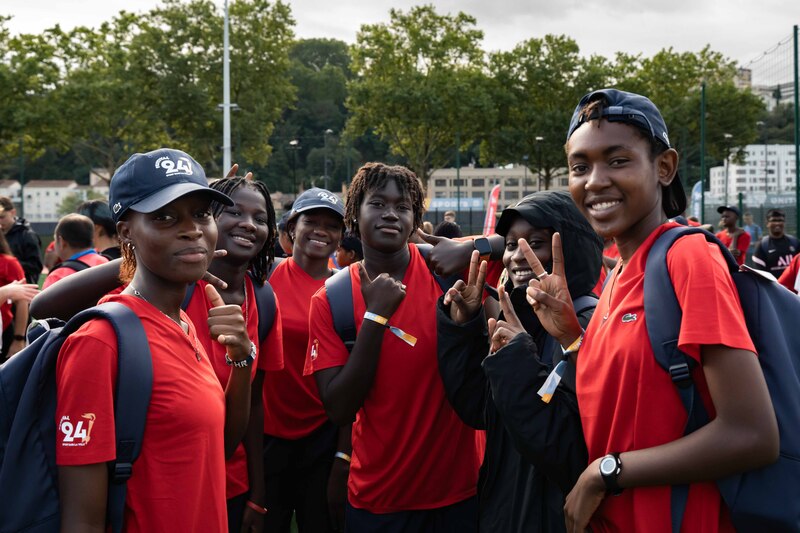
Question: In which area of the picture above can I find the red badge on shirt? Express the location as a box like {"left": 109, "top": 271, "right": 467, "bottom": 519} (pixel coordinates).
{"left": 59, "top": 413, "right": 97, "bottom": 447}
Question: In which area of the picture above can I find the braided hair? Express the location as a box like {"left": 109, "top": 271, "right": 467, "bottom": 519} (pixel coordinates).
{"left": 210, "top": 177, "right": 276, "bottom": 285}
{"left": 344, "top": 163, "right": 426, "bottom": 240}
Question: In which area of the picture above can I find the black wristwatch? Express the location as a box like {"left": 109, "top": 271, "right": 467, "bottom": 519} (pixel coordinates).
{"left": 473, "top": 237, "right": 492, "bottom": 262}
{"left": 13, "top": 334, "right": 25, "bottom": 341}
{"left": 599, "top": 453, "right": 623, "bottom": 495}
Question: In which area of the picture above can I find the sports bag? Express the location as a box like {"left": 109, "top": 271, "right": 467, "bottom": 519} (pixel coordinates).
{"left": 0, "top": 302, "right": 152, "bottom": 533}
{"left": 644, "top": 226, "right": 800, "bottom": 533}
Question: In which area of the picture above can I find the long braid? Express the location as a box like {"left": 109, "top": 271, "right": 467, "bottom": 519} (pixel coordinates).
{"left": 210, "top": 177, "right": 277, "bottom": 286}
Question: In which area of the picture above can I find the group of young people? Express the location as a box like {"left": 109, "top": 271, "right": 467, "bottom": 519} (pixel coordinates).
{"left": 30, "top": 87, "right": 781, "bottom": 533}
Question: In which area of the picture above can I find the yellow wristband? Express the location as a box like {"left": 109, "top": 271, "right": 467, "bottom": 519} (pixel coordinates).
{"left": 363, "top": 312, "right": 389, "bottom": 326}
{"left": 561, "top": 331, "right": 585, "bottom": 354}
{"left": 335, "top": 451, "right": 352, "bottom": 463}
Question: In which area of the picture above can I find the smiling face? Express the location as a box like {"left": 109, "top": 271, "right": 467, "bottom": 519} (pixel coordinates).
{"left": 117, "top": 191, "right": 218, "bottom": 284}
{"left": 288, "top": 208, "right": 343, "bottom": 262}
{"left": 358, "top": 179, "right": 415, "bottom": 254}
{"left": 767, "top": 214, "right": 785, "bottom": 238}
{"left": 215, "top": 185, "right": 271, "bottom": 265}
{"left": 567, "top": 120, "right": 677, "bottom": 252}
{"left": 502, "top": 217, "right": 553, "bottom": 288}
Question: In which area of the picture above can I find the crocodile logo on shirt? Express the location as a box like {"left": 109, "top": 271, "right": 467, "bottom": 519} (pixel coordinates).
{"left": 621, "top": 313, "right": 638, "bottom": 323}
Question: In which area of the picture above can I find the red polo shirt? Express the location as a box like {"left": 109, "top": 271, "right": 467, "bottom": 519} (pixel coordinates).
{"left": 715, "top": 230, "right": 750, "bottom": 267}
{"left": 0, "top": 254, "right": 24, "bottom": 329}
{"left": 578, "top": 223, "right": 754, "bottom": 532}
{"left": 56, "top": 294, "right": 228, "bottom": 532}
{"left": 43, "top": 251, "right": 109, "bottom": 289}
{"left": 184, "top": 277, "right": 284, "bottom": 498}
{"left": 263, "top": 258, "right": 330, "bottom": 439}
{"left": 306, "top": 245, "right": 479, "bottom": 513}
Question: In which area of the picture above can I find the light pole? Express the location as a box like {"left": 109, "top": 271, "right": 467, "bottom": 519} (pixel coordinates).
{"left": 535, "top": 136, "right": 544, "bottom": 191}
{"left": 757, "top": 121, "right": 768, "bottom": 195}
{"left": 289, "top": 139, "right": 300, "bottom": 194}
{"left": 522, "top": 154, "right": 529, "bottom": 197}
{"left": 323, "top": 129, "right": 333, "bottom": 190}
{"left": 723, "top": 133, "right": 733, "bottom": 205}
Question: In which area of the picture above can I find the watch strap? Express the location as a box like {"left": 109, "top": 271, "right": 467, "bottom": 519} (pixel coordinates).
{"left": 226, "top": 341, "right": 257, "bottom": 368}
{"left": 600, "top": 453, "right": 623, "bottom": 495}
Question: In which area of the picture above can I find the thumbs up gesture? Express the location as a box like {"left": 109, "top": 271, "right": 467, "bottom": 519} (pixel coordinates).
{"left": 205, "top": 283, "right": 251, "bottom": 362}
{"left": 358, "top": 263, "right": 406, "bottom": 319}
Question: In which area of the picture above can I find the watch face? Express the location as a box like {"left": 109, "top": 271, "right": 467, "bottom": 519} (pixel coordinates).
{"left": 600, "top": 456, "right": 617, "bottom": 476}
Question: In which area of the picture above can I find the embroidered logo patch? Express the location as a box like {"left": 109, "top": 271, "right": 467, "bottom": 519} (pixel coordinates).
{"left": 621, "top": 313, "right": 637, "bottom": 323}
{"left": 59, "top": 413, "right": 96, "bottom": 447}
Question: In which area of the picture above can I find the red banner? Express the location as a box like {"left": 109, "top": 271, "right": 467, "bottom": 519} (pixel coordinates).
{"left": 482, "top": 184, "right": 501, "bottom": 236}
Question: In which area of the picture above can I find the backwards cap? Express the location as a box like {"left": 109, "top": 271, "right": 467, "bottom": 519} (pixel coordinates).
{"left": 566, "top": 88, "right": 686, "bottom": 218}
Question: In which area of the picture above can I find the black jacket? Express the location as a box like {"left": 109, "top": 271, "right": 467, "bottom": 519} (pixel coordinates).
{"left": 438, "top": 294, "right": 594, "bottom": 533}
{"left": 437, "top": 190, "right": 602, "bottom": 533}
{"left": 6, "top": 217, "right": 42, "bottom": 284}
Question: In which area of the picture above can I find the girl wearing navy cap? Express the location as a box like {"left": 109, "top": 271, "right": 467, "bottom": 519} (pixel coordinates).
{"left": 520, "top": 90, "right": 777, "bottom": 532}
{"left": 54, "top": 149, "right": 254, "bottom": 532}
{"left": 261, "top": 186, "right": 349, "bottom": 533}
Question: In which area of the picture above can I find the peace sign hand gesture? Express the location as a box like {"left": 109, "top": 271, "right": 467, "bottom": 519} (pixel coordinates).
{"left": 521, "top": 233, "right": 583, "bottom": 349}
{"left": 443, "top": 250, "right": 487, "bottom": 324}
{"left": 487, "top": 285, "right": 526, "bottom": 353}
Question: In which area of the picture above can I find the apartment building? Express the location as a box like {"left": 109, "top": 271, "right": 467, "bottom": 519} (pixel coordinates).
{"left": 710, "top": 144, "right": 797, "bottom": 200}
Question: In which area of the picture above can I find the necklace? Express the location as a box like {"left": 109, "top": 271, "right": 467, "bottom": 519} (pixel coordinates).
{"left": 601, "top": 259, "right": 624, "bottom": 323}
{"left": 130, "top": 285, "right": 202, "bottom": 362}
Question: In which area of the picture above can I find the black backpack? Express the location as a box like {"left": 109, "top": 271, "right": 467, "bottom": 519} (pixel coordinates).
{"left": 324, "top": 244, "right": 461, "bottom": 352}
{"left": 645, "top": 226, "right": 800, "bottom": 533}
{"left": 49, "top": 259, "right": 91, "bottom": 274}
{"left": 0, "top": 302, "right": 152, "bottom": 533}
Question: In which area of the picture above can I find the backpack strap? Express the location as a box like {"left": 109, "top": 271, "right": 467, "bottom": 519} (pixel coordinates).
{"left": 643, "top": 226, "right": 737, "bottom": 533}
{"left": 325, "top": 268, "right": 357, "bottom": 353}
{"left": 247, "top": 271, "right": 276, "bottom": 345}
{"left": 760, "top": 235, "right": 771, "bottom": 256}
{"left": 50, "top": 259, "right": 91, "bottom": 274}
{"left": 181, "top": 282, "right": 196, "bottom": 311}
{"left": 63, "top": 302, "right": 152, "bottom": 533}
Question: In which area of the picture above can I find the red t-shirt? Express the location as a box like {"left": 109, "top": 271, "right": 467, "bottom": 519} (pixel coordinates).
{"left": 43, "top": 251, "right": 109, "bottom": 289}
{"left": 55, "top": 294, "right": 227, "bottom": 532}
{"left": 715, "top": 230, "right": 751, "bottom": 267}
{"left": 777, "top": 253, "right": 800, "bottom": 293}
{"left": 0, "top": 254, "right": 24, "bottom": 329}
{"left": 578, "top": 223, "right": 755, "bottom": 533}
{"left": 263, "top": 258, "right": 330, "bottom": 439}
{"left": 184, "top": 277, "right": 284, "bottom": 498}
{"left": 305, "top": 245, "right": 479, "bottom": 513}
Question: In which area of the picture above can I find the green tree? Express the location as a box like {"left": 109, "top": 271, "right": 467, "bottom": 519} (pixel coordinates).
{"left": 614, "top": 47, "right": 765, "bottom": 186}
{"left": 345, "top": 5, "right": 495, "bottom": 185}
{"left": 57, "top": 189, "right": 106, "bottom": 216}
{"left": 480, "top": 35, "right": 614, "bottom": 189}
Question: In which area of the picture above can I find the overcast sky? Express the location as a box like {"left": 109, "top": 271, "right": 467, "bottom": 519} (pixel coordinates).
{"left": 5, "top": 0, "right": 799, "bottom": 73}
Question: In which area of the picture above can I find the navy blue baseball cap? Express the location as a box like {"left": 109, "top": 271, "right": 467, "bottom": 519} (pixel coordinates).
{"left": 287, "top": 188, "right": 344, "bottom": 222}
{"left": 566, "top": 88, "right": 687, "bottom": 218}
{"left": 717, "top": 205, "right": 741, "bottom": 218}
{"left": 109, "top": 148, "right": 233, "bottom": 222}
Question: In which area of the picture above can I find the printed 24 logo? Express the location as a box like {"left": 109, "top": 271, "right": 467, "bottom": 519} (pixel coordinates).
{"left": 60, "top": 413, "right": 96, "bottom": 446}
{"left": 155, "top": 155, "right": 193, "bottom": 177}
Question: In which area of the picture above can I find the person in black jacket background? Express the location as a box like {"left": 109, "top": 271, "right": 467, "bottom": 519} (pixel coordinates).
{"left": 0, "top": 196, "right": 43, "bottom": 284}
{"left": 437, "top": 190, "right": 602, "bottom": 533}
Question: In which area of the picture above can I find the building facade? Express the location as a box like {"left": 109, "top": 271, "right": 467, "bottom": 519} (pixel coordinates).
{"left": 710, "top": 144, "right": 797, "bottom": 201}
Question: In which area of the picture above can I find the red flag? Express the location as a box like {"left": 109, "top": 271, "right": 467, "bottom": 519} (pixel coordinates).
{"left": 482, "top": 185, "right": 501, "bottom": 236}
